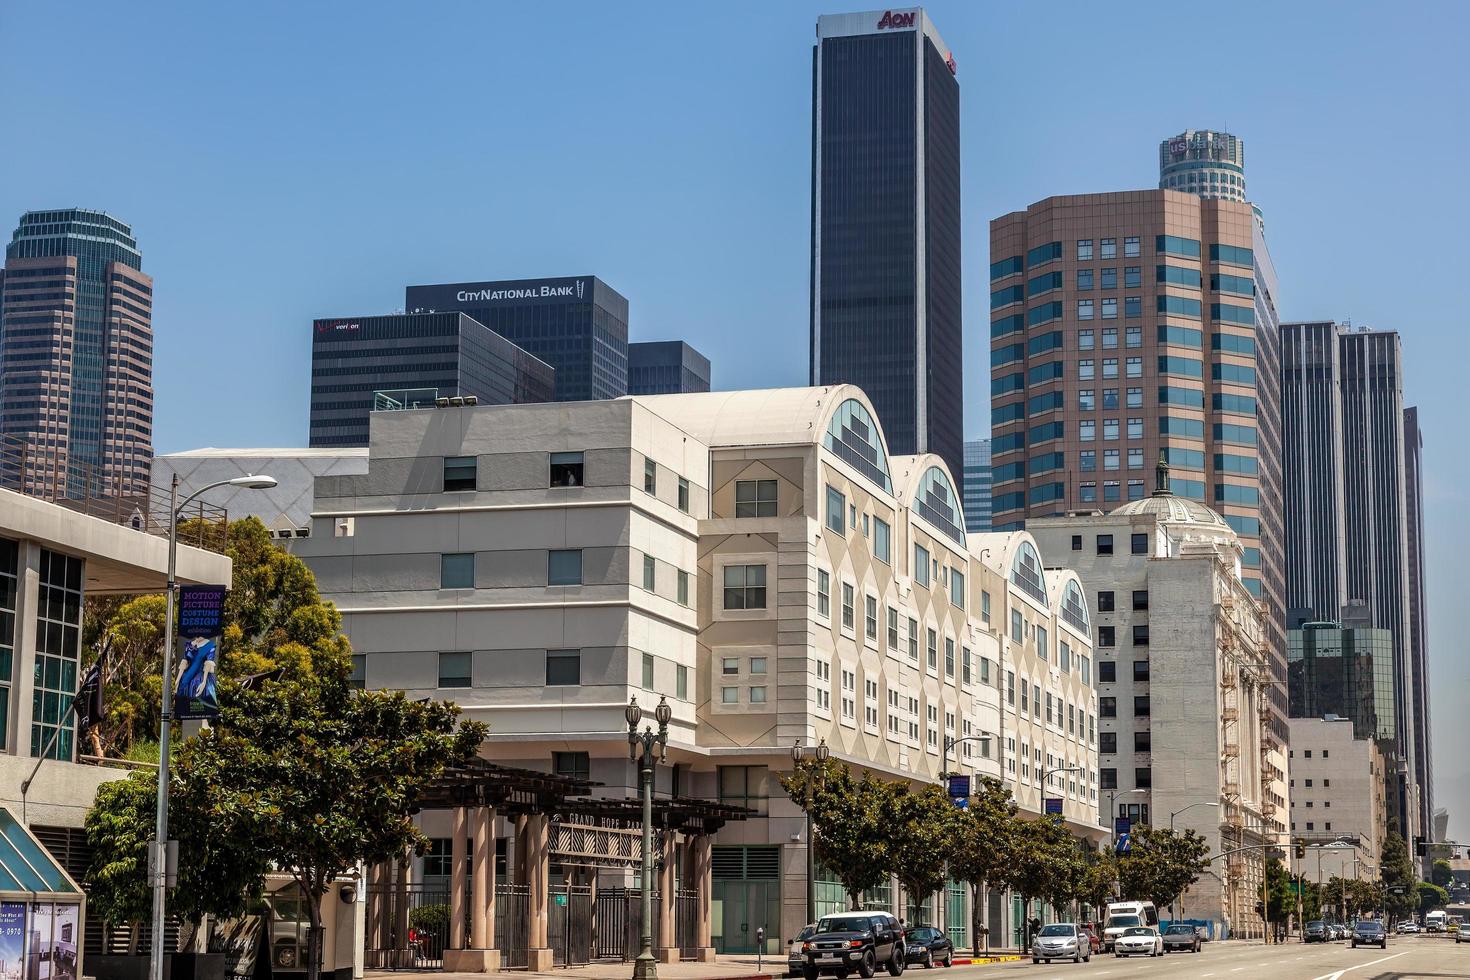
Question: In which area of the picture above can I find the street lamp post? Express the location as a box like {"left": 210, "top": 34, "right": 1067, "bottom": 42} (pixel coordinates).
{"left": 792, "top": 739, "right": 830, "bottom": 925}
{"left": 627, "top": 696, "right": 671, "bottom": 980}
{"left": 150, "top": 472, "right": 275, "bottom": 980}
{"left": 1168, "top": 803, "right": 1220, "bottom": 923}
{"left": 940, "top": 732, "right": 995, "bottom": 789}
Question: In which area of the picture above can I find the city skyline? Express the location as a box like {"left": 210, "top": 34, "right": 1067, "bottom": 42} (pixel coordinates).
{"left": 3, "top": 0, "right": 1469, "bottom": 841}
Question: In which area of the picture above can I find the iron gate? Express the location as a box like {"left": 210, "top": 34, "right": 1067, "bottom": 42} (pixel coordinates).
{"left": 676, "top": 889, "right": 699, "bottom": 959}
{"left": 591, "top": 888, "right": 699, "bottom": 961}
{"left": 365, "top": 884, "right": 449, "bottom": 970}
{"left": 495, "top": 884, "right": 530, "bottom": 969}
{"left": 548, "top": 885, "right": 593, "bottom": 965}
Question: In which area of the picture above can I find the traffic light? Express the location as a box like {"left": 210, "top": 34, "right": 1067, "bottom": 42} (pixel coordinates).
{"left": 1416, "top": 841, "right": 1428, "bottom": 857}
{"left": 1294, "top": 842, "right": 1306, "bottom": 860}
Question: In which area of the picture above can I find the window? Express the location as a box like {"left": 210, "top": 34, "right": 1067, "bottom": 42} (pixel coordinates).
{"left": 950, "top": 568, "right": 965, "bottom": 609}
{"left": 1099, "top": 731, "right": 1117, "bottom": 753}
{"left": 1100, "top": 768, "right": 1117, "bottom": 790}
{"left": 1098, "top": 626, "right": 1115, "bottom": 647}
{"left": 1132, "top": 590, "right": 1149, "bottom": 611}
{"left": 1097, "top": 534, "right": 1113, "bottom": 555}
{"left": 1135, "top": 768, "right": 1152, "bottom": 789}
{"left": 1020, "top": 683, "right": 1029, "bottom": 713}
{"left": 1100, "top": 238, "right": 1116, "bottom": 260}
{"left": 887, "top": 607, "right": 899, "bottom": 648}
{"left": 549, "top": 549, "right": 583, "bottom": 586}
{"left": 642, "top": 652, "right": 655, "bottom": 688}
{"left": 723, "top": 564, "right": 767, "bottom": 609}
{"left": 1131, "top": 533, "right": 1148, "bottom": 555}
{"left": 1128, "top": 480, "right": 1144, "bottom": 500}
{"left": 677, "top": 477, "right": 690, "bottom": 513}
{"left": 1098, "top": 661, "right": 1116, "bottom": 683}
{"left": 441, "top": 552, "right": 474, "bottom": 589}
{"left": 816, "top": 660, "right": 831, "bottom": 711}
{"left": 1079, "top": 389, "right": 1095, "bottom": 411}
{"left": 1077, "top": 269, "right": 1094, "bottom": 291}
{"left": 1097, "top": 591, "right": 1115, "bottom": 612}
{"left": 927, "top": 628, "right": 938, "bottom": 671}
{"left": 718, "top": 765, "right": 770, "bottom": 815}
{"left": 1011, "top": 609, "right": 1023, "bottom": 642}
{"left": 1079, "top": 359, "right": 1095, "bottom": 381}
{"left": 1080, "top": 421, "right": 1095, "bottom": 443}
{"left": 554, "top": 751, "right": 590, "bottom": 783}
{"left": 945, "top": 638, "right": 956, "bottom": 678}
{"left": 1099, "top": 697, "right": 1116, "bottom": 718}
{"left": 1127, "top": 387, "right": 1142, "bottom": 408}
{"left": 1125, "top": 417, "right": 1143, "bottom": 440}
{"left": 721, "top": 657, "right": 740, "bottom": 676}
{"left": 750, "top": 686, "right": 767, "bottom": 704}
{"left": 1134, "top": 731, "right": 1151, "bottom": 753}
{"left": 676, "top": 665, "right": 688, "bottom": 700}
{"left": 1124, "top": 266, "right": 1141, "bottom": 288}
{"left": 1076, "top": 239, "right": 1093, "bottom": 261}
{"left": 1080, "top": 481, "right": 1096, "bottom": 503}
{"left": 1134, "top": 696, "right": 1151, "bottom": 716}
{"left": 735, "top": 479, "right": 777, "bottom": 517}
{"left": 644, "top": 458, "right": 658, "bottom": 494}
{"left": 981, "top": 590, "right": 992, "bottom": 624}
{"left": 1070, "top": 535, "right": 1082, "bottom": 552}
{"left": 1104, "top": 419, "right": 1119, "bottom": 441}
{"left": 1102, "top": 327, "right": 1118, "bottom": 349}
{"left": 873, "top": 516, "right": 891, "bottom": 564}
{"left": 1077, "top": 299, "right": 1094, "bottom": 320}
{"left": 1126, "top": 356, "right": 1143, "bottom": 378}
{"left": 908, "top": 617, "right": 919, "bottom": 661}
{"left": 963, "top": 646, "right": 974, "bottom": 685}
{"left": 914, "top": 544, "right": 931, "bottom": 587}
{"left": 842, "top": 583, "right": 855, "bottom": 630}
{"left": 1132, "top": 660, "right": 1149, "bottom": 681}
{"left": 546, "top": 650, "right": 581, "bottom": 686}
{"left": 816, "top": 570, "right": 832, "bottom": 620}
{"left": 1124, "top": 236, "right": 1140, "bottom": 258}
{"left": 642, "top": 553, "right": 657, "bottom": 590}
{"left": 1132, "top": 624, "right": 1149, "bottom": 645}
{"left": 677, "top": 570, "right": 689, "bottom": 605}
{"left": 1102, "top": 357, "right": 1118, "bottom": 378}
{"left": 1125, "top": 325, "right": 1142, "bottom": 348}
{"left": 1032, "top": 684, "right": 1041, "bottom": 719}
{"left": 349, "top": 654, "right": 366, "bottom": 690}
{"left": 1101, "top": 268, "right": 1117, "bottom": 291}
{"left": 864, "top": 594, "right": 878, "bottom": 640}
{"left": 1128, "top": 448, "right": 1143, "bottom": 470}
{"left": 722, "top": 686, "right": 740, "bottom": 704}
{"left": 549, "top": 452, "right": 584, "bottom": 487}
{"left": 443, "top": 456, "right": 477, "bottom": 492}
{"left": 1125, "top": 297, "right": 1142, "bottom": 319}
{"left": 826, "top": 486, "right": 846, "bottom": 533}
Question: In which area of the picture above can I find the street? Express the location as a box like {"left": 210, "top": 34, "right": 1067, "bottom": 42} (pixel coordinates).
{"left": 941, "top": 935, "right": 1470, "bottom": 980}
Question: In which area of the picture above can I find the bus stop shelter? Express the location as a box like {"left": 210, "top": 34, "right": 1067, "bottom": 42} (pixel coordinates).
{"left": 0, "top": 805, "right": 86, "bottom": 980}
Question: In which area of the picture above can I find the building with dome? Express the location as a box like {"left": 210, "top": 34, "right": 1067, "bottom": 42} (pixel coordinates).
{"left": 290, "top": 384, "right": 1103, "bottom": 964}
{"left": 1030, "top": 460, "right": 1286, "bottom": 940}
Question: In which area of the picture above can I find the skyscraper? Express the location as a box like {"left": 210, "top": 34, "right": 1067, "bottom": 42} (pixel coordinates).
{"left": 0, "top": 209, "right": 153, "bottom": 500}
{"left": 405, "top": 276, "right": 628, "bottom": 402}
{"left": 308, "top": 312, "right": 554, "bottom": 447}
{"left": 961, "top": 438, "right": 991, "bottom": 532}
{"left": 810, "top": 8, "right": 963, "bottom": 481}
{"left": 1159, "top": 129, "right": 1247, "bottom": 203}
{"left": 627, "top": 340, "right": 711, "bottom": 395}
{"left": 1404, "top": 405, "right": 1432, "bottom": 841}
{"left": 1279, "top": 321, "right": 1426, "bottom": 841}
{"left": 989, "top": 189, "right": 1287, "bottom": 741}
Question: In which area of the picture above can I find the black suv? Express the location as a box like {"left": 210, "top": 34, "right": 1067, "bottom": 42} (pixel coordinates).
{"left": 800, "top": 911, "right": 906, "bottom": 978}
{"left": 1351, "top": 920, "right": 1387, "bottom": 949}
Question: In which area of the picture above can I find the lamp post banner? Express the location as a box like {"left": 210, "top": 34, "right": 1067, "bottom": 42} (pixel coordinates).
{"left": 174, "top": 637, "right": 220, "bottom": 720}
{"left": 178, "top": 585, "right": 227, "bottom": 638}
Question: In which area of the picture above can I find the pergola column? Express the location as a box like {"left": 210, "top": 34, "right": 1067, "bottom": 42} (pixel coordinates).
{"left": 526, "top": 812, "right": 553, "bottom": 971}
{"left": 692, "top": 833, "right": 715, "bottom": 962}
{"left": 366, "top": 859, "right": 388, "bottom": 960}
{"left": 394, "top": 851, "right": 411, "bottom": 967}
{"left": 445, "top": 803, "right": 501, "bottom": 972}
{"left": 513, "top": 813, "right": 529, "bottom": 884}
{"left": 449, "top": 806, "right": 468, "bottom": 949}
{"left": 656, "top": 830, "right": 679, "bottom": 962}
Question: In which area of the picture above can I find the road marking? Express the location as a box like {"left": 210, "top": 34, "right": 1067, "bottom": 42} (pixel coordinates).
{"left": 1305, "top": 948, "right": 1408, "bottom": 980}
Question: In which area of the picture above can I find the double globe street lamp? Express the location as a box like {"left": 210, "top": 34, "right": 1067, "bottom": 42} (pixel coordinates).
{"left": 627, "top": 696, "right": 671, "bottom": 980}
{"left": 792, "top": 739, "right": 830, "bottom": 924}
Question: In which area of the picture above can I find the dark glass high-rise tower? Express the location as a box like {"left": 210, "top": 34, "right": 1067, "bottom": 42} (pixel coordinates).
{"left": 0, "top": 209, "right": 154, "bottom": 500}
{"left": 810, "top": 8, "right": 963, "bottom": 481}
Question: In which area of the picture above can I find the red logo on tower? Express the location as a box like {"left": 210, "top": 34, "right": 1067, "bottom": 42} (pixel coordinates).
{"left": 876, "top": 10, "right": 916, "bottom": 29}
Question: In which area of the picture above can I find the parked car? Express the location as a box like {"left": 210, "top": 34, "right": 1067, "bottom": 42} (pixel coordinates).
{"left": 800, "top": 911, "right": 907, "bottom": 979}
{"left": 1399, "top": 921, "right": 1420, "bottom": 934}
{"left": 902, "top": 927, "right": 953, "bottom": 969}
{"left": 788, "top": 925, "right": 817, "bottom": 977}
{"left": 1162, "top": 924, "right": 1201, "bottom": 953}
{"left": 1351, "top": 920, "right": 1387, "bottom": 949}
{"left": 1305, "top": 921, "right": 1328, "bottom": 943}
{"left": 1113, "top": 926, "right": 1164, "bottom": 958}
{"left": 1031, "top": 923, "right": 1090, "bottom": 964}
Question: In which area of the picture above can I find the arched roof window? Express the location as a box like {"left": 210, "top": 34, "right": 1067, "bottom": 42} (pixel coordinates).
{"left": 823, "top": 399, "right": 892, "bottom": 494}
{"left": 916, "top": 466, "right": 966, "bottom": 547}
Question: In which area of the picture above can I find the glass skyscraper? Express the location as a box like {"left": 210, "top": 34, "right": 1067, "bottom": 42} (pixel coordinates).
{"left": 405, "top": 276, "right": 628, "bottom": 402}
{"left": 1288, "top": 622, "right": 1396, "bottom": 747}
{"left": 809, "top": 9, "right": 963, "bottom": 482}
{"left": 0, "top": 209, "right": 154, "bottom": 500}
{"left": 961, "top": 438, "right": 991, "bottom": 532}
{"left": 627, "top": 340, "right": 710, "bottom": 395}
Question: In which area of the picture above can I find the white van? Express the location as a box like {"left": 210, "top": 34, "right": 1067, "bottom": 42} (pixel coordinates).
{"left": 1103, "top": 902, "right": 1160, "bottom": 951}
{"left": 1426, "top": 910, "right": 1448, "bottom": 933}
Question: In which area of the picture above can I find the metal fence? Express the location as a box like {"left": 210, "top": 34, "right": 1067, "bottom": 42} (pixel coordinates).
{"left": 365, "top": 884, "right": 449, "bottom": 970}
{"left": 548, "top": 885, "right": 593, "bottom": 966}
{"left": 593, "top": 888, "right": 699, "bottom": 962}
{"left": 494, "top": 884, "right": 529, "bottom": 969}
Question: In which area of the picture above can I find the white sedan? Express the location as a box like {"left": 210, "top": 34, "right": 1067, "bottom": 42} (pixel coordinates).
{"left": 1114, "top": 926, "right": 1164, "bottom": 958}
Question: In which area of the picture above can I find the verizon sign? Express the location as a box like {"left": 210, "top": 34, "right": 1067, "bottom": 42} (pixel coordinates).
{"left": 876, "top": 9, "right": 916, "bottom": 29}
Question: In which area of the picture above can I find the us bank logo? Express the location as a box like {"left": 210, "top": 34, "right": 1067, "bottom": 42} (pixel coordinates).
{"left": 456, "top": 280, "right": 586, "bottom": 303}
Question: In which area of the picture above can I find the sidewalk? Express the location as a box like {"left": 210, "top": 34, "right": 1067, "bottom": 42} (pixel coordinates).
{"left": 367, "top": 950, "right": 1026, "bottom": 980}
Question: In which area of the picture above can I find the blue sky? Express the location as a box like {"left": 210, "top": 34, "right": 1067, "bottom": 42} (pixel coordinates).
{"left": 4, "top": 1, "right": 1469, "bottom": 839}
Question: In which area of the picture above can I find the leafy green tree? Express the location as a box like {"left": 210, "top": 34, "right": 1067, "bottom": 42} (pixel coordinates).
{"left": 84, "top": 775, "right": 156, "bottom": 952}
{"left": 783, "top": 760, "right": 900, "bottom": 910}
{"left": 1114, "top": 825, "right": 1210, "bottom": 910}
{"left": 1348, "top": 878, "right": 1383, "bottom": 916}
{"left": 1077, "top": 850, "right": 1118, "bottom": 916}
{"left": 1417, "top": 881, "right": 1449, "bottom": 914}
{"left": 1432, "top": 858, "right": 1453, "bottom": 888}
{"left": 1264, "top": 857, "right": 1299, "bottom": 926}
{"left": 888, "top": 783, "right": 962, "bottom": 925}
{"left": 1009, "top": 817, "right": 1081, "bottom": 944}
{"left": 1380, "top": 832, "right": 1418, "bottom": 920}
{"left": 947, "top": 777, "right": 1019, "bottom": 951}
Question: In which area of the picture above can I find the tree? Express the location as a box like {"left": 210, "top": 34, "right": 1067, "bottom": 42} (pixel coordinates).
{"left": 782, "top": 760, "right": 900, "bottom": 910}
{"left": 1078, "top": 850, "right": 1118, "bottom": 916}
{"left": 1380, "top": 832, "right": 1418, "bottom": 920}
{"left": 178, "top": 668, "right": 485, "bottom": 980}
{"left": 84, "top": 775, "right": 157, "bottom": 953}
{"left": 1264, "top": 858, "right": 1298, "bottom": 927}
{"left": 1114, "top": 826, "right": 1210, "bottom": 910}
{"left": 1417, "top": 881, "right": 1449, "bottom": 915}
{"left": 947, "top": 777, "right": 1019, "bottom": 951}
{"left": 1009, "top": 816, "right": 1081, "bottom": 945}
{"left": 888, "top": 784, "right": 962, "bottom": 925}
{"left": 1432, "top": 858, "right": 1454, "bottom": 889}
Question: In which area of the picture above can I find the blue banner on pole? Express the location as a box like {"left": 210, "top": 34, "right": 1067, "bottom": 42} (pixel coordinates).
{"left": 1044, "top": 797, "right": 1063, "bottom": 815}
{"left": 1116, "top": 832, "right": 1132, "bottom": 855}
{"left": 174, "top": 636, "right": 220, "bottom": 720}
{"left": 178, "top": 585, "right": 227, "bottom": 638}
{"left": 1114, "top": 816, "right": 1132, "bottom": 836}
{"left": 947, "top": 774, "right": 971, "bottom": 799}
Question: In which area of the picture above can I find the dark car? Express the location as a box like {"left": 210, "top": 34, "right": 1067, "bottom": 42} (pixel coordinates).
{"left": 1161, "top": 924, "right": 1201, "bottom": 953}
{"left": 1351, "top": 920, "right": 1387, "bottom": 949}
{"left": 801, "top": 911, "right": 906, "bottom": 979}
{"left": 902, "top": 927, "right": 953, "bottom": 969}
{"left": 1305, "top": 920, "right": 1328, "bottom": 943}
{"left": 788, "top": 925, "right": 817, "bottom": 977}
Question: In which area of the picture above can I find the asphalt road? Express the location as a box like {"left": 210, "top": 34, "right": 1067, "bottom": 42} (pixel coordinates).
{"left": 942, "top": 934, "right": 1470, "bottom": 979}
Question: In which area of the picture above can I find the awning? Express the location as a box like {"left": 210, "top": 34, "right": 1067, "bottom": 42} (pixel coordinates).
{"left": 0, "top": 805, "right": 83, "bottom": 899}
